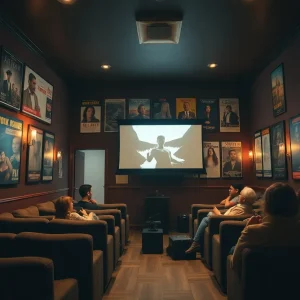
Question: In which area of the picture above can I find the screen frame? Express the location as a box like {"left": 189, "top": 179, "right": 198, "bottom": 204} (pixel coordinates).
{"left": 117, "top": 119, "right": 206, "bottom": 175}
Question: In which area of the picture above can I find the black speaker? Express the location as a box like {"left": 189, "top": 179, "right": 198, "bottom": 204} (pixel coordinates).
{"left": 166, "top": 235, "right": 196, "bottom": 260}
{"left": 177, "top": 214, "right": 189, "bottom": 233}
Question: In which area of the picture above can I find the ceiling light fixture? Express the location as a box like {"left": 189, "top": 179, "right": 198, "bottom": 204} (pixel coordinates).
{"left": 208, "top": 63, "right": 218, "bottom": 68}
{"left": 57, "top": 0, "right": 77, "bottom": 5}
{"left": 101, "top": 64, "right": 111, "bottom": 70}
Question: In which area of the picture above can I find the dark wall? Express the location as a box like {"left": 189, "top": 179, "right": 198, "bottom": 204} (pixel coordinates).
{"left": 250, "top": 35, "right": 300, "bottom": 191}
{"left": 0, "top": 23, "right": 69, "bottom": 212}
{"left": 69, "top": 81, "right": 252, "bottom": 226}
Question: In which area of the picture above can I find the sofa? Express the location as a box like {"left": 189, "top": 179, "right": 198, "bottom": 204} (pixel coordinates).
{"left": 12, "top": 205, "right": 55, "bottom": 220}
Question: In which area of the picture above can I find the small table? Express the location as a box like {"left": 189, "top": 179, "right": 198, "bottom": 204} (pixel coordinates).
{"left": 142, "top": 228, "right": 163, "bottom": 254}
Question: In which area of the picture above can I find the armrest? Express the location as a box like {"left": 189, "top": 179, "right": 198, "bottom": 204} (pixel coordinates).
{"left": 0, "top": 218, "right": 49, "bottom": 234}
{"left": 97, "top": 204, "right": 127, "bottom": 219}
{"left": 87, "top": 209, "right": 121, "bottom": 228}
{"left": 192, "top": 204, "right": 224, "bottom": 219}
{"left": 97, "top": 215, "right": 115, "bottom": 236}
{"left": 14, "top": 215, "right": 54, "bottom": 221}
{"left": 197, "top": 209, "right": 212, "bottom": 226}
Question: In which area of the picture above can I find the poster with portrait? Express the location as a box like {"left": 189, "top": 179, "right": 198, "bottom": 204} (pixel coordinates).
{"left": 128, "top": 99, "right": 150, "bottom": 119}
{"left": 271, "top": 64, "right": 286, "bottom": 117}
{"left": 80, "top": 100, "right": 101, "bottom": 133}
{"left": 152, "top": 98, "right": 174, "bottom": 119}
{"left": 42, "top": 132, "right": 54, "bottom": 181}
{"left": 0, "top": 48, "right": 24, "bottom": 111}
{"left": 221, "top": 141, "right": 242, "bottom": 178}
{"left": 176, "top": 98, "right": 196, "bottom": 119}
{"left": 289, "top": 114, "right": 300, "bottom": 179}
{"left": 254, "top": 131, "right": 263, "bottom": 178}
{"left": 104, "top": 99, "right": 126, "bottom": 132}
{"left": 202, "top": 141, "right": 220, "bottom": 178}
{"left": 198, "top": 99, "right": 218, "bottom": 132}
{"left": 26, "top": 125, "right": 43, "bottom": 183}
{"left": 0, "top": 113, "right": 23, "bottom": 185}
{"left": 261, "top": 127, "right": 272, "bottom": 178}
{"left": 219, "top": 98, "right": 240, "bottom": 132}
{"left": 270, "top": 121, "right": 287, "bottom": 180}
{"left": 22, "top": 66, "right": 53, "bottom": 124}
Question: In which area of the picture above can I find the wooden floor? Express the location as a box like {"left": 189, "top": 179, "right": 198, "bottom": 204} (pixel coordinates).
{"left": 104, "top": 230, "right": 227, "bottom": 300}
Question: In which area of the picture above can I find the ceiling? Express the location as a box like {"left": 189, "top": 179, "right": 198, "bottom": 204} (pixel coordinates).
{"left": 1, "top": 0, "right": 300, "bottom": 84}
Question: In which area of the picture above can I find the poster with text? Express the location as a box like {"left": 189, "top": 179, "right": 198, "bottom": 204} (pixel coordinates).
{"left": 42, "top": 132, "right": 54, "bottom": 181}
{"left": 152, "top": 98, "right": 174, "bottom": 119}
{"left": 80, "top": 100, "right": 101, "bottom": 133}
{"left": 262, "top": 128, "right": 272, "bottom": 178}
{"left": 221, "top": 141, "right": 242, "bottom": 178}
{"left": 104, "top": 99, "right": 125, "bottom": 132}
{"left": 271, "top": 121, "right": 287, "bottom": 180}
{"left": 219, "top": 98, "right": 240, "bottom": 132}
{"left": 128, "top": 99, "right": 150, "bottom": 119}
{"left": 271, "top": 64, "right": 286, "bottom": 117}
{"left": 198, "top": 99, "right": 218, "bottom": 132}
{"left": 202, "top": 141, "right": 220, "bottom": 178}
{"left": 0, "top": 48, "right": 23, "bottom": 111}
{"left": 289, "top": 114, "right": 300, "bottom": 179}
{"left": 26, "top": 125, "right": 43, "bottom": 183}
{"left": 254, "top": 131, "right": 263, "bottom": 177}
{"left": 176, "top": 98, "right": 196, "bottom": 119}
{"left": 22, "top": 66, "right": 53, "bottom": 124}
{"left": 0, "top": 113, "right": 23, "bottom": 185}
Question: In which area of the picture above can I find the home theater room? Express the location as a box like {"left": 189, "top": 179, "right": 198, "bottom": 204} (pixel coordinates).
{"left": 1, "top": 0, "right": 300, "bottom": 300}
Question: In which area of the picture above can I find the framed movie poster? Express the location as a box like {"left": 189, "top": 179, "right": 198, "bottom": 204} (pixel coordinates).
{"left": 198, "top": 99, "right": 218, "bottom": 132}
{"left": 104, "top": 99, "right": 125, "bottom": 132}
{"left": 202, "top": 141, "right": 220, "bottom": 178}
{"left": 289, "top": 114, "right": 300, "bottom": 179}
{"left": 42, "top": 131, "right": 54, "bottom": 182}
{"left": 128, "top": 99, "right": 150, "bottom": 119}
{"left": 22, "top": 66, "right": 53, "bottom": 124}
{"left": 271, "top": 64, "right": 286, "bottom": 117}
{"left": 176, "top": 98, "right": 196, "bottom": 119}
{"left": 221, "top": 141, "right": 242, "bottom": 178}
{"left": 152, "top": 98, "right": 174, "bottom": 119}
{"left": 0, "top": 113, "right": 23, "bottom": 185}
{"left": 261, "top": 127, "right": 272, "bottom": 178}
{"left": 80, "top": 100, "right": 101, "bottom": 133}
{"left": 26, "top": 125, "right": 43, "bottom": 183}
{"left": 0, "top": 47, "right": 24, "bottom": 111}
{"left": 254, "top": 131, "right": 263, "bottom": 178}
{"left": 270, "top": 121, "right": 287, "bottom": 180}
{"left": 219, "top": 98, "right": 240, "bottom": 132}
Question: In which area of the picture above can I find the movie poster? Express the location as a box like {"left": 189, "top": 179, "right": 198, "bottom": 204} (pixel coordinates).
{"left": 254, "top": 131, "right": 263, "bottom": 177}
{"left": 26, "top": 125, "right": 43, "bottom": 183}
{"left": 42, "top": 132, "right": 54, "bottom": 181}
{"left": 0, "top": 113, "right": 23, "bottom": 185}
{"left": 219, "top": 98, "right": 240, "bottom": 132}
{"left": 198, "top": 99, "right": 218, "bottom": 132}
{"left": 22, "top": 66, "right": 53, "bottom": 124}
{"left": 271, "top": 64, "right": 286, "bottom": 117}
{"left": 128, "top": 99, "right": 150, "bottom": 119}
{"left": 104, "top": 99, "right": 126, "bottom": 132}
{"left": 221, "top": 141, "right": 242, "bottom": 178}
{"left": 80, "top": 100, "right": 101, "bottom": 133}
{"left": 202, "top": 141, "right": 220, "bottom": 178}
{"left": 271, "top": 121, "right": 287, "bottom": 180}
{"left": 0, "top": 48, "right": 23, "bottom": 111}
{"left": 289, "top": 114, "right": 300, "bottom": 179}
{"left": 176, "top": 98, "right": 196, "bottom": 119}
{"left": 152, "top": 98, "right": 174, "bottom": 119}
{"left": 262, "top": 127, "right": 272, "bottom": 178}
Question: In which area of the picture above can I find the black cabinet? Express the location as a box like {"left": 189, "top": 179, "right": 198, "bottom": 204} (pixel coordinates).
{"left": 144, "top": 196, "right": 169, "bottom": 234}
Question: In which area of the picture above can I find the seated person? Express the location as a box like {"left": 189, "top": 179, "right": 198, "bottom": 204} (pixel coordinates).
{"left": 231, "top": 183, "right": 300, "bottom": 273}
{"left": 77, "top": 184, "right": 101, "bottom": 210}
{"left": 220, "top": 183, "right": 245, "bottom": 209}
{"left": 186, "top": 186, "right": 256, "bottom": 254}
{"left": 55, "top": 196, "right": 98, "bottom": 221}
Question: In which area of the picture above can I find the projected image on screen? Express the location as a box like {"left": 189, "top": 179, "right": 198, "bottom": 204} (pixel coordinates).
{"left": 119, "top": 125, "right": 203, "bottom": 170}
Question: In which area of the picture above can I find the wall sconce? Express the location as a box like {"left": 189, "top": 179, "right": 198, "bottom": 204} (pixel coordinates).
{"left": 249, "top": 150, "right": 253, "bottom": 160}
{"left": 57, "top": 151, "right": 62, "bottom": 160}
{"left": 28, "top": 129, "right": 37, "bottom": 146}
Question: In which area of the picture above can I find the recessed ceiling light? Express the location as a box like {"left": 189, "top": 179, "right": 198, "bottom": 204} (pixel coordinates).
{"left": 101, "top": 64, "right": 111, "bottom": 70}
{"left": 208, "top": 63, "right": 218, "bottom": 68}
{"left": 57, "top": 0, "right": 77, "bottom": 5}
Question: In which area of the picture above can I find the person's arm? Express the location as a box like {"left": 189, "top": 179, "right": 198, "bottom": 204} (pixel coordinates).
{"left": 147, "top": 149, "right": 154, "bottom": 162}
{"left": 224, "top": 196, "right": 239, "bottom": 209}
{"left": 220, "top": 195, "right": 230, "bottom": 205}
{"left": 69, "top": 212, "right": 88, "bottom": 221}
{"left": 212, "top": 206, "right": 222, "bottom": 215}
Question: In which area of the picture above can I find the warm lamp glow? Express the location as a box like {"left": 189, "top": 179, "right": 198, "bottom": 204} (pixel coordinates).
{"left": 57, "top": 0, "right": 77, "bottom": 4}
{"left": 101, "top": 64, "right": 111, "bottom": 70}
{"left": 57, "top": 151, "right": 62, "bottom": 159}
{"left": 28, "top": 129, "right": 37, "bottom": 146}
{"left": 249, "top": 150, "right": 253, "bottom": 160}
{"left": 208, "top": 63, "right": 218, "bottom": 68}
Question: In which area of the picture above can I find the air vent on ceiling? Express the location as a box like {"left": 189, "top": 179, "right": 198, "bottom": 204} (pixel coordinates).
{"left": 136, "top": 20, "right": 182, "bottom": 44}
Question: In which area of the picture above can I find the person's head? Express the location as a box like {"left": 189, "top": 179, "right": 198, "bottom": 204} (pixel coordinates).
{"left": 46, "top": 102, "right": 51, "bottom": 112}
{"left": 157, "top": 135, "right": 165, "bottom": 148}
{"left": 183, "top": 102, "right": 190, "bottom": 111}
{"left": 79, "top": 184, "right": 92, "bottom": 200}
{"left": 264, "top": 183, "right": 298, "bottom": 218}
{"left": 207, "top": 147, "right": 218, "bottom": 166}
{"left": 6, "top": 70, "right": 12, "bottom": 80}
{"left": 0, "top": 150, "right": 5, "bottom": 161}
{"left": 55, "top": 196, "right": 73, "bottom": 219}
{"left": 229, "top": 183, "right": 245, "bottom": 197}
{"left": 28, "top": 73, "right": 37, "bottom": 93}
{"left": 161, "top": 102, "right": 169, "bottom": 113}
{"left": 12, "top": 137, "right": 21, "bottom": 154}
{"left": 239, "top": 187, "right": 257, "bottom": 205}
{"left": 83, "top": 105, "right": 95, "bottom": 121}
{"left": 228, "top": 149, "right": 237, "bottom": 161}
{"left": 225, "top": 105, "right": 232, "bottom": 113}
{"left": 137, "top": 104, "right": 146, "bottom": 116}
{"left": 205, "top": 105, "right": 211, "bottom": 113}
